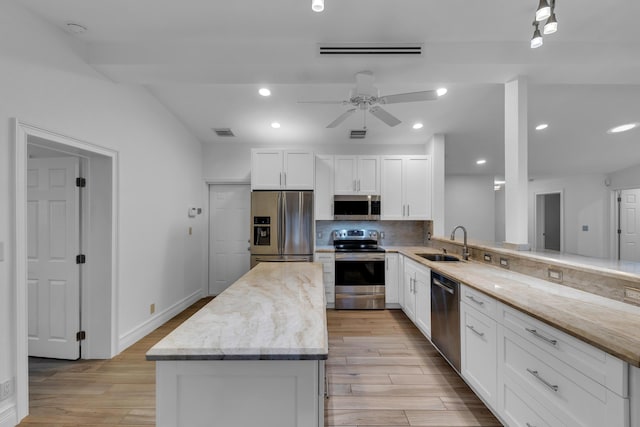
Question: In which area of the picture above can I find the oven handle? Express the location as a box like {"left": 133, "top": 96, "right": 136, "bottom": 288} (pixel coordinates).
{"left": 432, "top": 278, "right": 455, "bottom": 295}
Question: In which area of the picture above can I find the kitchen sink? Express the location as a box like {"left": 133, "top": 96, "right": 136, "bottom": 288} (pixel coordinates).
{"left": 416, "top": 253, "right": 460, "bottom": 262}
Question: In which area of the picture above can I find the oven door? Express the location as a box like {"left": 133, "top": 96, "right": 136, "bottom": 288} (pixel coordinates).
{"left": 335, "top": 252, "right": 385, "bottom": 309}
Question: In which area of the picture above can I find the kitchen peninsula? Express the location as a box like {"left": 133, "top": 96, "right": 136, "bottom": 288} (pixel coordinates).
{"left": 146, "top": 262, "right": 327, "bottom": 427}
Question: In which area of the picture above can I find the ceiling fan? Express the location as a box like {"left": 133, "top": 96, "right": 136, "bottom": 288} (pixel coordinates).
{"left": 298, "top": 71, "right": 442, "bottom": 128}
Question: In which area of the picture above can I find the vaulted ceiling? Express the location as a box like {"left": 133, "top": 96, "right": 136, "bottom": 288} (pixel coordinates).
{"left": 19, "top": 0, "right": 640, "bottom": 177}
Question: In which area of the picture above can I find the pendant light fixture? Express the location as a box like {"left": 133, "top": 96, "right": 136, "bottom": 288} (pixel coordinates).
{"left": 312, "top": 0, "right": 324, "bottom": 12}
{"left": 531, "top": 22, "right": 543, "bottom": 48}
{"left": 535, "top": 0, "right": 551, "bottom": 21}
{"left": 530, "top": 0, "right": 558, "bottom": 48}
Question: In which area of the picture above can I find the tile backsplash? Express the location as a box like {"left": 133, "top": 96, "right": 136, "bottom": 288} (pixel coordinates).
{"left": 316, "top": 220, "right": 431, "bottom": 246}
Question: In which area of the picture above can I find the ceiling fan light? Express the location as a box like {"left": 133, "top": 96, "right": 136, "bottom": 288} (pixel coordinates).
{"left": 312, "top": 0, "right": 324, "bottom": 12}
{"left": 535, "top": 0, "right": 551, "bottom": 21}
{"left": 543, "top": 13, "right": 558, "bottom": 34}
{"left": 531, "top": 25, "right": 543, "bottom": 48}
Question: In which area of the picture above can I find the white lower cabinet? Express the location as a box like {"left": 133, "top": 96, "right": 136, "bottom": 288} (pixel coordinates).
{"left": 401, "top": 257, "right": 430, "bottom": 338}
{"left": 501, "top": 373, "right": 566, "bottom": 427}
{"left": 314, "top": 252, "right": 335, "bottom": 307}
{"left": 385, "top": 253, "right": 400, "bottom": 307}
{"left": 460, "top": 291, "right": 497, "bottom": 408}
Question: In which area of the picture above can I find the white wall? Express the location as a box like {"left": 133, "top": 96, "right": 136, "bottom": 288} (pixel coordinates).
{"left": 203, "top": 142, "right": 426, "bottom": 181}
{"left": 609, "top": 163, "right": 640, "bottom": 190}
{"left": 528, "top": 174, "right": 610, "bottom": 258}
{"left": 444, "top": 175, "right": 496, "bottom": 242}
{"left": 0, "top": 0, "right": 206, "bottom": 417}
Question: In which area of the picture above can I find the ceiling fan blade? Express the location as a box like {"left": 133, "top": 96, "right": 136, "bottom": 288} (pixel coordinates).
{"left": 297, "top": 100, "right": 346, "bottom": 104}
{"left": 327, "top": 108, "right": 357, "bottom": 128}
{"left": 369, "top": 106, "right": 401, "bottom": 127}
{"left": 355, "top": 71, "right": 376, "bottom": 97}
{"left": 379, "top": 90, "right": 438, "bottom": 104}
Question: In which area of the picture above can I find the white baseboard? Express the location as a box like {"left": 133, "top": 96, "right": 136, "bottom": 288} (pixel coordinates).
{"left": 0, "top": 402, "right": 17, "bottom": 427}
{"left": 118, "top": 290, "right": 204, "bottom": 353}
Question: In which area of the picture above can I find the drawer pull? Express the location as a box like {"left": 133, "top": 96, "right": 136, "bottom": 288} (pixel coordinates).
{"left": 466, "top": 294, "right": 485, "bottom": 306}
{"left": 525, "top": 328, "right": 558, "bottom": 346}
{"left": 466, "top": 324, "right": 485, "bottom": 337}
{"left": 526, "top": 368, "right": 559, "bottom": 392}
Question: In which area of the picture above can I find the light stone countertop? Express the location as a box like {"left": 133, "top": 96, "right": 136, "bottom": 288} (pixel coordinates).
{"left": 385, "top": 246, "right": 640, "bottom": 367}
{"left": 146, "top": 262, "right": 328, "bottom": 361}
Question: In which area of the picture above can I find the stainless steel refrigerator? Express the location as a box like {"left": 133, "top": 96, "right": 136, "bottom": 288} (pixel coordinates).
{"left": 250, "top": 191, "right": 314, "bottom": 268}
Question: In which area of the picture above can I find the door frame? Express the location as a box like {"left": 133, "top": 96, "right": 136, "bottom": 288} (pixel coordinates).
{"left": 206, "top": 180, "right": 250, "bottom": 296}
{"left": 12, "top": 119, "right": 119, "bottom": 420}
{"left": 533, "top": 190, "right": 564, "bottom": 252}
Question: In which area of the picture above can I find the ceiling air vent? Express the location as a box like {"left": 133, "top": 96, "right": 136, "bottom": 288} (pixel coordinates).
{"left": 350, "top": 129, "right": 367, "bottom": 139}
{"left": 319, "top": 43, "right": 423, "bottom": 55}
{"left": 213, "top": 128, "right": 235, "bottom": 137}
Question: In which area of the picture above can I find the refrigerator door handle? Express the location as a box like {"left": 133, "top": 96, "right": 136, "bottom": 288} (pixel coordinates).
{"left": 277, "top": 192, "right": 282, "bottom": 255}
{"left": 281, "top": 193, "right": 287, "bottom": 254}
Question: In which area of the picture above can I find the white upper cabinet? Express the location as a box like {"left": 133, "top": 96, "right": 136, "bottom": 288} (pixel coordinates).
{"left": 381, "top": 155, "right": 432, "bottom": 220}
{"left": 251, "top": 149, "right": 314, "bottom": 190}
{"left": 334, "top": 155, "right": 379, "bottom": 195}
{"left": 314, "top": 155, "right": 334, "bottom": 220}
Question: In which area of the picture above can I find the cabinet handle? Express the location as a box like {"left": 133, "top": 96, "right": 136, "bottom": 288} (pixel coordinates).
{"left": 280, "top": 172, "right": 282, "bottom": 186}
{"left": 525, "top": 328, "right": 558, "bottom": 346}
{"left": 283, "top": 172, "right": 287, "bottom": 186}
{"left": 526, "top": 368, "right": 559, "bottom": 392}
{"left": 402, "top": 205, "right": 406, "bottom": 216}
{"left": 353, "top": 180, "right": 357, "bottom": 191}
{"left": 466, "top": 295, "right": 485, "bottom": 306}
{"left": 466, "top": 324, "right": 485, "bottom": 337}
{"left": 407, "top": 204, "right": 410, "bottom": 216}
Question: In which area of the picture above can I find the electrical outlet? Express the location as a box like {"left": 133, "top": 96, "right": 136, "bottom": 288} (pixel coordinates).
{"left": 625, "top": 287, "right": 640, "bottom": 304}
{"left": 0, "top": 378, "right": 13, "bottom": 401}
{"left": 483, "top": 254, "right": 492, "bottom": 262}
{"left": 150, "top": 303, "right": 155, "bottom": 315}
{"left": 499, "top": 258, "right": 509, "bottom": 268}
{"left": 548, "top": 269, "right": 563, "bottom": 281}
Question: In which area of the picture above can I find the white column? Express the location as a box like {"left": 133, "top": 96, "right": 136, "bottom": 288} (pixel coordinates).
{"left": 429, "top": 134, "right": 446, "bottom": 237}
{"left": 504, "top": 78, "right": 530, "bottom": 249}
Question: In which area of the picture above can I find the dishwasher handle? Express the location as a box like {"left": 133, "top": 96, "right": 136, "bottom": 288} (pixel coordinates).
{"left": 432, "top": 277, "right": 455, "bottom": 295}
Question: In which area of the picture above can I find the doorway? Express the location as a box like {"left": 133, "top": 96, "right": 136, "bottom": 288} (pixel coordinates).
{"left": 618, "top": 188, "right": 640, "bottom": 262}
{"left": 535, "top": 191, "right": 563, "bottom": 252}
{"left": 208, "top": 184, "right": 250, "bottom": 295}
{"left": 13, "top": 120, "right": 118, "bottom": 420}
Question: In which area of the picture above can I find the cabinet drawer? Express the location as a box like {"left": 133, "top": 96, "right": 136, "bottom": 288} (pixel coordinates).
{"left": 501, "top": 373, "right": 566, "bottom": 427}
{"left": 501, "top": 303, "right": 627, "bottom": 396}
{"left": 460, "top": 284, "right": 498, "bottom": 320}
{"left": 503, "top": 327, "right": 628, "bottom": 427}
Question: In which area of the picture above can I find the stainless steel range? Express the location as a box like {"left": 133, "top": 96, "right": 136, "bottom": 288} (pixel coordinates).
{"left": 333, "top": 229, "right": 385, "bottom": 310}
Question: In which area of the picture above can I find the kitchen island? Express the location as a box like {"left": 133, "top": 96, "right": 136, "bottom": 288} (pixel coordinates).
{"left": 146, "top": 262, "right": 327, "bottom": 427}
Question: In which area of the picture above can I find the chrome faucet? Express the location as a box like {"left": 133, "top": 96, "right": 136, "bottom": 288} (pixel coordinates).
{"left": 450, "top": 225, "right": 469, "bottom": 260}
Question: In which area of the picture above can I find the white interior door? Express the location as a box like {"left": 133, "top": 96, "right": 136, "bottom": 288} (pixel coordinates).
{"left": 209, "top": 184, "right": 251, "bottom": 295}
{"left": 27, "top": 157, "right": 81, "bottom": 360}
{"left": 620, "top": 189, "right": 640, "bottom": 262}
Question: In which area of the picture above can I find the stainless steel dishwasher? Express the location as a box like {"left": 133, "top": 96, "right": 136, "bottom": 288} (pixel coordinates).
{"left": 430, "top": 271, "right": 461, "bottom": 373}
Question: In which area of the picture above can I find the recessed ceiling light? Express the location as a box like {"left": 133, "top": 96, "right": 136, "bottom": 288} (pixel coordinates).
{"left": 66, "top": 22, "right": 87, "bottom": 34}
{"left": 535, "top": 123, "right": 548, "bottom": 130}
{"left": 412, "top": 123, "right": 424, "bottom": 130}
{"left": 259, "top": 88, "right": 271, "bottom": 97}
{"left": 607, "top": 123, "right": 638, "bottom": 134}
{"left": 271, "top": 122, "right": 281, "bottom": 129}
{"left": 312, "top": 0, "right": 324, "bottom": 12}
{"left": 436, "top": 88, "right": 448, "bottom": 97}
{"left": 476, "top": 159, "right": 487, "bottom": 165}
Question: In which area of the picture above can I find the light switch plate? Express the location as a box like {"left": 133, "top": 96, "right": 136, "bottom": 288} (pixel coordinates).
{"left": 548, "top": 269, "right": 563, "bottom": 281}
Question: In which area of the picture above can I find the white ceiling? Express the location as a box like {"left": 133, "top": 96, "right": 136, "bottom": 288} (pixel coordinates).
{"left": 19, "top": 0, "right": 640, "bottom": 177}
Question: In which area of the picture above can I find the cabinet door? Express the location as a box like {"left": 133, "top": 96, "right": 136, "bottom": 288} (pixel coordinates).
{"left": 404, "top": 155, "right": 431, "bottom": 219}
{"left": 402, "top": 263, "right": 416, "bottom": 321}
{"left": 251, "top": 150, "right": 283, "bottom": 190}
{"left": 385, "top": 253, "right": 399, "bottom": 304}
{"left": 314, "top": 155, "right": 334, "bottom": 220}
{"left": 380, "top": 157, "right": 404, "bottom": 219}
{"left": 357, "top": 156, "right": 379, "bottom": 194}
{"left": 461, "top": 302, "right": 497, "bottom": 407}
{"left": 414, "top": 266, "right": 431, "bottom": 338}
{"left": 334, "top": 156, "right": 357, "bottom": 194}
{"left": 284, "top": 151, "right": 314, "bottom": 189}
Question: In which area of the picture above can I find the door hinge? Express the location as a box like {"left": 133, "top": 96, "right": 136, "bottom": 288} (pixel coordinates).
{"left": 76, "top": 177, "right": 86, "bottom": 188}
{"left": 76, "top": 254, "right": 86, "bottom": 264}
{"left": 76, "top": 331, "right": 86, "bottom": 341}
{"left": 618, "top": 229, "right": 622, "bottom": 235}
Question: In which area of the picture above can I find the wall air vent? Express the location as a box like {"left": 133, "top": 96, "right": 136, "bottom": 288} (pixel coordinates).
{"left": 213, "top": 128, "right": 235, "bottom": 137}
{"left": 319, "top": 43, "right": 423, "bottom": 55}
{"left": 350, "top": 129, "right": 367, "bottom": 139}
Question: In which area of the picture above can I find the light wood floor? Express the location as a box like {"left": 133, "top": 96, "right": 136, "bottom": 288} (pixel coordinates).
{"left": 20, "top": 299, "right": 501, "bottom": 426}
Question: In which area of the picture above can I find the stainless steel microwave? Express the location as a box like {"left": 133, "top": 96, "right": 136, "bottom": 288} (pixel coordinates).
{"left": 333, "top": 195, "right": 381, "bottom": 220}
